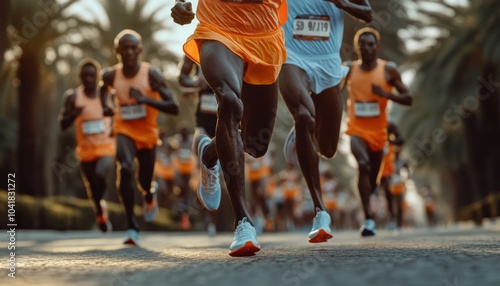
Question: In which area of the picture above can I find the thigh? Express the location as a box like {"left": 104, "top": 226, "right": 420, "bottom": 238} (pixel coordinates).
{"left": 312, "top": 85, "right": 343, "bottom": 156}
{"left": 241, "top": 81, "right": 279, "bottom": 156}
{"left": 116, "top": 134, "right": 136, "bottom": 168}
{"left": 350, "top": 135, "right": 371, "bottom": 166}
{"left": 137, "top": 147, "right": 156, "bottom": 174}
{"left": 199, "top": 41, "right": 244, "bottom": 101}
{"left": 95, "top": 156, "right": 114, "bottom": 176}
{"left": 278, "top": 64, "right": 314, "bottom": 118}
{"left": 80, "top": 160, "right": 97, "bottom": 182}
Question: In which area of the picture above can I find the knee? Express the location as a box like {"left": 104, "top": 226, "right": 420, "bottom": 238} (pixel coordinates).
{"left": 293, "top": 111, "right": 315, "bottom": 132}
{"left": 119, "top": 163, "right": 134, "bottom": 179}
{"left": 358, "top": 161, "right": 371, "bottom": 174}
{"left": 320, "top": 147, "right": 337, "bottom": 159}
{"left": 217, "top": 93, "right": 243, "bottom": 122}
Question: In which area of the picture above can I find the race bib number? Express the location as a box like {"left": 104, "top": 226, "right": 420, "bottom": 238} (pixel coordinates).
{"left": 354, "top": 101, "right": 380, "bottom": 117}
{"left": 222, "top": 0, "right": 262, "bottom": 3}
{"left": 179, "top": 149, "right": 192, "bottom": 161}
{"left": 200, "top": 94, "right": 218, "bottom": 114}
{"left": 293, "top": 15, "right": 330, "bottom": 41}
{"left": 82, "top": 119, "right": 105, "bottom": 135}
{"left": 121, "top": 104, "right": 146, "bottom": 120}
{"left": 250, "top": 160, "right": 262, "bottom": 170}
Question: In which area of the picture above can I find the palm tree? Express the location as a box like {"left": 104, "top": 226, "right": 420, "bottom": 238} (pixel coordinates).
{"left": 7, "top": 0, "right": 84, "bottom": 197}
{"left": 393, "top": 0, "right": 500, "bottom": 222}
{"left": 0, "top": 0, "right": 11, "bottom": 68}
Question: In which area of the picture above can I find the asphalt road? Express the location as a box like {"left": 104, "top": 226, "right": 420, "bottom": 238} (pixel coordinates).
{"left": 1, "top": 223, "right": 499, "bottom": 286}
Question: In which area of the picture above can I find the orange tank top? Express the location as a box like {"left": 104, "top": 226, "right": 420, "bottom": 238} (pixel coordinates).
{"left": 382, "top": 143, "right": 396, "bottom": 177}
{"left": 112, "top": 62, "right": 160, "bottom": 147}
{"left": 347, "top": 59, "right": 391, "bottom": 133}
{"left": 197, "top": 0, "right": 287, "bottom": 35}
{"left": 74, "top": 86, "right": 113, "bottom": 152}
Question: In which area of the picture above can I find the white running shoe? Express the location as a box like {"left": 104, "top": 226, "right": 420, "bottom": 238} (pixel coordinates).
{"left": 308, "top": 208, "right": 333, "bottom": 243}
{"left": 229, "top": 217, "right": 261, "bottom": 257}
{"left": 197, "top": 136, "right": 221, "bottom": 211}
{"left": 283, "top": 127, "right": 299, "bottom": 167}
{"left": 360, "top": 219, "right": 376, "bottom": 237}
{"left": 123, "top": 229, "right": 139, "bottom": 246}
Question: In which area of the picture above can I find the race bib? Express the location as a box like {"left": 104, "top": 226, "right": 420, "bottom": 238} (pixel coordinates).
{"left": 82, "top": 119, "right": 105, "bottom": 135}
{"left": 222, "top": 0, "right": 262, "bottom": 3}
{"left": 293, "top": 15, "right": 330, "bottom": 41}
{"left": 179, "top": 149, "right": 192, "bottom": 161}
{"left": 121, "top": 104, "right": 146, "bottom": 120}
{"left": 354, "top": 101, "right": 380, "bottom": 117}
{"left": 250, "top": 160, "right": 262, "bottom": 170}
{"left": 199, "top": 93, "right": 218, "bottom": 114}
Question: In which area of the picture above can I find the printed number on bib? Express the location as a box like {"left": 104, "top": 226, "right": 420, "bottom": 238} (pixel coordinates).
{"left": 199, "top": 94, "right": 218, "bottom": 114}
{"left": 222, "top": 0, "right": 262, "bottom": 3}
{"left": 121, "top": 104, "right": 146, "bottom": 120}
{"left": 179, "top": 149, "right": 192, "bottom": 161}
{"left": 293, "top": 15, "right": 330, "bottom": 41}
{"left": 82, "top": 119, "right": 105, "bottom": 135}
{"left": 354, "top": 101, "right": 380, "bottom": 117}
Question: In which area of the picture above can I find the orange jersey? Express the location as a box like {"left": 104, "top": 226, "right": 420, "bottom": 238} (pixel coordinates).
{"left": 112, "top": 62, "right": 160, "bottom": 149}
{"left": 246, "top": 156, "right": 266, "bottom": 181}
{"left": 381, "top": 144, "right": 396, "bottom": 177}
{"left": 74, "top": 86, "right": 115, "bottom": 162}
{"left": 175, "top": 147, "right": 196, "bottom": 175}
{"left": 155, "top": 160, "right": 175, "bottom": 180}
{"left": 197, "top": 0, "right": 287, "bottom": 35}
{"left": 346, "top": 59, "right": 391, "bottom": 151}
{"left": 183, "top": 0, "right": 287, "bottom": 85}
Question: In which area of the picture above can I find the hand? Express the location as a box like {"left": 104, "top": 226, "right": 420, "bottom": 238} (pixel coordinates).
{"left": 72, "top": 106, "right": 84, "bottom": 117}
{"left": 372, "top": 84, "right": 387, "bottom": 98}
{"left": 129, "top": 87, "right": 145, "bottom": 103}
{"left": 103, "top": 106, "right": 114, "bottom": 117}
{"left": 171, "top": 1, "right": 195, "bottom": 26}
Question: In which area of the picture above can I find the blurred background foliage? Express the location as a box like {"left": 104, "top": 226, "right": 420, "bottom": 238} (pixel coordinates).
{"left": 0, "top": 0, "right": 498, "bottom": 226}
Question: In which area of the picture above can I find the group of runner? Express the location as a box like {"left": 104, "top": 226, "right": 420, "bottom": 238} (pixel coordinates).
{"left": 59, "top": 0, "right": 414, "bottom": 257}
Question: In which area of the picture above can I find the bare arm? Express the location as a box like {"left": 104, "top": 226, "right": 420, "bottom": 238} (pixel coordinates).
{"left": 178, "top": 55, "right": 202, "bottom": 89}
{"left": 129, "top": 68, "right": 179, "bottom": 115}
{"left": 59, "top": 90, "right": 82, "bottom": 131}
{"left": 372, "top": 62, "right": 412, "bottom": 106}
{"left": 340, "top": 61, "right": 353, "bottom": 92}
{"left": 327, "top": 0, "right": 373, "bottom": 23}
{"left": 100, "top": 69, "right": 115, "bottom": 116}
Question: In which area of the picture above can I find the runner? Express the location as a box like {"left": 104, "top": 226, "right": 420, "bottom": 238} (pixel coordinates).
{"left": 100, "top": 29, "right": 179, "bottom": 245}
{"left": 59, "top": 59, "right": 115, "bottom": 233}
{"left": 171, "top": 0, "right": 288, "bottom": 256}
{"left": 178, "top": 55, "right": 218, "bottom": 235}
{"left": 380, "top": 122, "right": 405, "bottom": 231}
{"left": 344, "top": 27, "right": 412, "bottom": 236}
{"left": 280, "top": 0, "right": 372, "bottom": 242}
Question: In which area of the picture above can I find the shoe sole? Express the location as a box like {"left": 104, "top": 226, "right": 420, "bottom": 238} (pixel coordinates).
{"left": 309, "top": 229, "right": 333, "bottom": 243}
{"left": 361, "top": 229, "right": 376, "bottom": 237}
{"left": 229, "top": 241, "right": 261, "bottom": 257}
{"left": 123, "top": 238, "right": 139, "bottom": 246}
{"left": 196, "top": 192, "right": 218, "bottom": 212}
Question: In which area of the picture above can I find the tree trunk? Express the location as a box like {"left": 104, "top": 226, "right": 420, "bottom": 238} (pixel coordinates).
{"left": 17, "top": 51, "right": 46, "bottom": 197}
{"left": 0, "top": 0, "right": 11, "bottom": 68}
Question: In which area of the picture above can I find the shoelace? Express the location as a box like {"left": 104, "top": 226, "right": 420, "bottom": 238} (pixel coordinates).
{"left": 201, "top": 163, "right": 219, "bottom": 194}
{"left": 312, "top": 208, "right": 325, "bottom": 230}
{"left": 234, "top": 217, "right": 253, "bottom": 240}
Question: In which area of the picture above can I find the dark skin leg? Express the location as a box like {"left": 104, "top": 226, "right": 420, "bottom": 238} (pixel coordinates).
{"left": 80, "top": 156, "right": 113, "bottom": 216}
{"left": 279, "top": 64, "right": 343, "bottom": 212}
{"left": 350, "top": 135, "right": 383, "bottom": 220}
{"left": 380, "top": 176, "right": 395, "bottom": 219}
{"left": 116, "top": 134, "right": 139, "bottom": 231}
{"left": 136, "top": 146, "right": 156, "bottom": 202}
{"left": 197, "top": 41, "right": 278, "bottom": 228}
{"left": 250, "top": 180, "right": 270, "bottom": 218}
